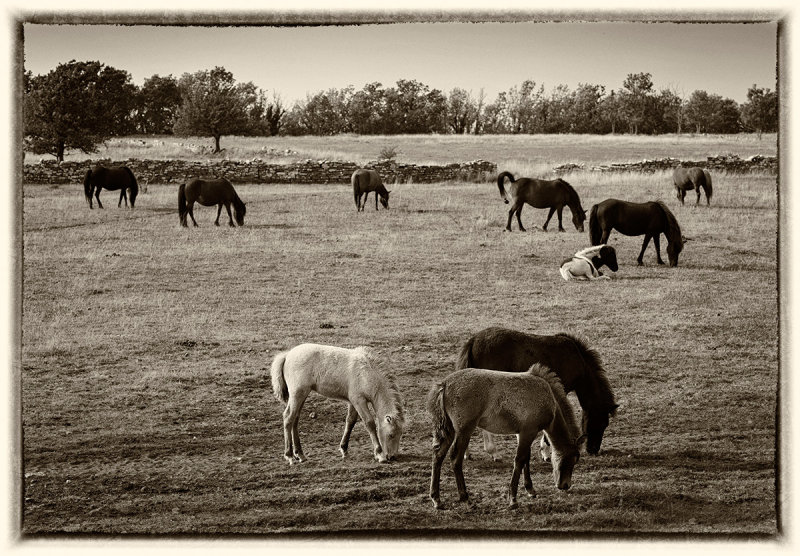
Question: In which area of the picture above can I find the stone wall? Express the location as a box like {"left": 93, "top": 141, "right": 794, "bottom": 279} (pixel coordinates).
{"left": 23, "top": 158, "right": 498, "bottom": 186}
{"left": 553, "top": 154, "right": 777, "bottom": 175}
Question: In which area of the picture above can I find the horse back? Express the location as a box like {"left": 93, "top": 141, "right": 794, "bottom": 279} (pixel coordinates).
{"left": 597, "top": 199, "right": 662, "bottom": 236}
{"left": 461, "top": 327, "right": 584, "bottom": 392}
{"left": 444, "top": 368, "right": 556, "bottom": 433}
{"left": 352, "top": 169, "right": 383, "bottom": 193}
{"left": 512, "top": 178, "right": 568, "bottom": 207}
{"left": 185, "top": 177, "right": 235, "bottom": 204}
{"left": 282, "top": 343, "right": 366, "bottom": 402}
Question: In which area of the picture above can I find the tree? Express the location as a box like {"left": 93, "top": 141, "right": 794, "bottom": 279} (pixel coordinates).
{"left": 446, "top": 87, "right": 479, "bottom": 134}
{"left": 347, "top": 82, "right": 386, "bottom": 134}
{"left": 684, "top": 90, "right": 740, "bottom": 134}
{"left": 741, "top": 85, "right": 778, "bottom": 138}
{"left": 173, "top": 67, "right": 259, "bottom": 152}
{"left": 24, "top": 60, "right": 137, "bottom": 161}
{"left": 136, "top": 74, "right": 181, "bottom": 134}
{"left": 620, "top": 72, "right": 655, "bottom": 134}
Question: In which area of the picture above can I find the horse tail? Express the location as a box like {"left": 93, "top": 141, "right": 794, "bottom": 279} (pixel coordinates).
{"left": 270, "top": 351, "right": 290, "bottom": 404}
{"left": 426, "top": 382, "right": 454, "bottom": 449}
{"left": 497, "top": 171, "right": 514, "bottom": 203}
{"left": 455, "top": 336, "right": 475, "bottom": 370}
{"left": 83, "top": 170, "right": 93, "bottom": 204}
{"left": 178, "top": 183, "right": 187, "bottom": 226}
{"left": 123, "top": 166, "right": 139, "bottom": 207}
{"left": 589, "top": 204, "right": 602, "bottom": 245}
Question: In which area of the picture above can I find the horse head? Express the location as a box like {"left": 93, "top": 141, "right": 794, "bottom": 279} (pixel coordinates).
{"left": 377, "top": 413, "right": 403, "bottom": 461}
{"left": 235, "top": 201, "right": 246, "bottom": 226}
{"left": 380, "top": 190, "right": 390, "bottom": 209}
{"left": 667, "top": 240, "right": 683, "bottom": 267}
{"left": 571, "top": 209, "right": 586, "bottom": 233}
{"left": 548, "top": 432, "right": 586, "bottom": 490}
{"left": 582, "top": 404, "right": 618, "bottom": 455}
{"left": 599, "top": 246, "right": 618, "bottom": 272}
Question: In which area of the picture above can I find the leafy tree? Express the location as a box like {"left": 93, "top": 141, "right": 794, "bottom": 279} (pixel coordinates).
{"left": 136, "top": 74, "right": 181, "bottom": 134}
{"left": 620, "top": 72, "right": 655, "bottom": 134}
{"left": 684, "top": 90, "right": 740, "bottom": 134}
{"left": 741, "top": 85, "right": 778, "bottom": 138}
{"left": 446, "top": 87, "right": 479, "bottom": 134}
{"left": 347, "top": 82, "right": 386, "bottom": 134}
{"left": 173, "top": 67, "right": 259, "bottom": 152}
{"left": 24, "top": 60, "right": 137, "bottom": 161}
{"left": 383, "top": 79, "right": 446, "bottom": 134}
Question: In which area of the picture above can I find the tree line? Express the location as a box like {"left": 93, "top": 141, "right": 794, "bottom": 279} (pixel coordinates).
{"left": 23, "top": 60, "right": 778, "bottom": 162}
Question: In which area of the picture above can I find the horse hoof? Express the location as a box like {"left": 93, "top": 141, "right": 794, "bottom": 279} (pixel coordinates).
{"left": 432, "top": 499, "right": 444, "bottom": 510}
{"left": 526, "top": 490, "right": 536, "bottom": 498}
{"left": 508, "top": 500, "right": 518, "bottom": 509}
{"left": 637, "top": 261, "right": 644, "bottom": 266}
{"left": 294, "top": 454, "right": 306, "bottom": 463}
{"left": 339, "top": 447, "right": 347, "bottom": 458}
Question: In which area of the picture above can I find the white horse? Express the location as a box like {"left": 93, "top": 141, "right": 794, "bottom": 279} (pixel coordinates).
{"left": 270, "top": 343, "right": 405, "bottom": 464}
{"left": 559, "top": 245, "right": 618, "bottom": 281}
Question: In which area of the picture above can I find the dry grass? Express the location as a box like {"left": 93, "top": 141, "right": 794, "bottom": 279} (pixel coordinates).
{"left": 21, "top": 159, "right": 778, "bottom": 536}
{"left": 23, "top": 133, "right": 777, "bottom": 168}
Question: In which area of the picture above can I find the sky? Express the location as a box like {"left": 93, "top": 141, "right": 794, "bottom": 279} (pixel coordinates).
{"left": 21, "top": 19, "right": 778, "bottom": 105}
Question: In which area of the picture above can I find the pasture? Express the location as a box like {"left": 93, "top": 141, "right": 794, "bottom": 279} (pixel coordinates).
{"left": 20, "top": 136, "right": 778, "bottom": 536}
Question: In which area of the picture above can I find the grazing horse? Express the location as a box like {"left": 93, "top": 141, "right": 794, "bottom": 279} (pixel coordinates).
{"left": 589, "top": 199, "right": 684, "bottom": 267}
{"left": 178, "top": 178, "right": 246, "bottom": 227}
{"left": 352, "top": 168, "right": 390, "bottom": 211}
{"left": 559, "top": 245, "right": 619, "bottom": 281}
{"left": 497, "top": 171, "right": 587, "bottom": 232}
{"left": 673, "top": 167, "right": 713, "bottom": 206}
{"left": 457, "top": 327, "right": 617, "bottom": 459}
{"left": 427, "top": 364, "right": 585, "bottom": 509}
{"left": 270, "top": 343, "right": 405, "bottom": 464}
{"left": 84, "top": 164, "right": 139, "bottom": 209}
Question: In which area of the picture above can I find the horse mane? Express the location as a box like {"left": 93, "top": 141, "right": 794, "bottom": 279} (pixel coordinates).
{"left": 558, "top": 179, "right": 582, "bottom": 208}
{"left": 526, "top": 363, "right": 581, "bottom": 438}
{"left": 356, "top": 347, "right": 405, "bottom": 423}
{"left": 573, "top": 245, "right": 606, "bottom": 260}
{"left": 655, "top": 201, "right": 683, "bottom": 249}
{"left": 554, "top": 333, "right": 617, "bottom": 413}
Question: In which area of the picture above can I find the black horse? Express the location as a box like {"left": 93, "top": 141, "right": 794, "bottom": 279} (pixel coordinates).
{"left": 178, "top": 178, "right": 246, "bottom": 227}
{"left": 673, "top": 167, "right": 713, "bottom": 205}
{"left": 84, "top": 165, "right": 139, "bottom": 209}
{"left": 589, "top": 198, "right": 684, "bottom": 267}
{"left": 351, "top": 168, "right": 390, "bottom": 211}
{"left": 497, "top": 171, "right": 586, "bottom": 232}
{"left": 456, "top": 326, "right": 617, "bottom": 457}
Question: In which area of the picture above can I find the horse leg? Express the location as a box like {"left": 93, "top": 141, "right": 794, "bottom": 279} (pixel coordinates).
{"left": 542, "top": 207, "right": 556, "bottom": 231}
{"left": 600, "top": 229, "right": 611, "bottom": 244}
{"left": 556, "top": 207, "right": 566, "bottom": 232}
{"left": 188, "top": 202, "right": 199, "bottom": 227}
{"left": 653, "top": 234, "right": 665, "bottom": 265}
{"left": 696, "top": 189, "right": 702, "bottom": 206}
{"left": 95, "top": 189, "right": 104, "bottom": 209}
{"left": 482, "top": 431, "right": 501, "bottom": 461}
{"left": 352, "top": 397, "right": 386, "bottom": 462}
{"left": 282, "top": 391, "right": 309, "bottom": 464}
{"left": 224, "top": 202, "right": 235, "bottom": 227}
{"left": 539, "top": 432, "right": 552, "bottom": 462}
{"left": 515, "top": 205, "right": 526, "bottom": 232}
{"left": 451, "top": 430, "right": 474, "bottom": 503}
{"left": 214, "top": 204, "right": 223, "bottom": 226}
{"left": 118, "top": 189, "right": 126, "bottom": 208}
{"left": 430, "top": 424, "right": 455, "bottom": 509}
{"left": 523, "top": 460, "right": 536, "bottom": 498}
{"left": 506, "top": 207, "right": 515, "bottom": 231}
{"left": 637, "top": 235, "right": 652, "bottom": 265}
{"left": 508, "top": 435, "right": 533, "bottom": 507}
{"left": 375, "top": 191, "right": 379, "bottom": 210}
{"left": 339, "top": 403, "right": 360, "bottom": 457}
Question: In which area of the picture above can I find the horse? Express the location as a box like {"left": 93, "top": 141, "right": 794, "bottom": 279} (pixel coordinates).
{"left": 589, "top": 198, "right": 684, "bottom": 267}
{"left": 427, "top": 363, "right": 586, "bottom": 509}
{"left": 178, "top": 178, "right": 246, "bottom": 227}
{"left": 270, "top": 343, "right": 405, "bottom": 465}
{"left": 83, "top": 164, "right": 139, "bottom": 209}
{"left": 673, "top": 167, "right": 713, "bottom": 206}
{"left": 559, "top": 245, "right": 619, "bottom": 281}
{"left": 351, "top": 168, "right": 390, "bottom": 211}
{"left": 456, "top": 326, "right": 617, "bottom": 460}
{"left": 497, "top": 171, "right": 586, "bottom": 232}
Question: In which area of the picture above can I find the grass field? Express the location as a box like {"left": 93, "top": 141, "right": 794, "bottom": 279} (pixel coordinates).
{"left": 20, "top": 135, "right": 778, "bottom": 537}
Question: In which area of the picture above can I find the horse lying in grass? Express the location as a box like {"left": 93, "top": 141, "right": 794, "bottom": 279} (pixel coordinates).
{"left": 178, "top": 178, "right": 246, "bottom": 227}
{"left": 427, "top": 363, "right": 585, "bottom": 509}
{"left": 456, "top": 326, "right": 617, "bottom": 460}
{"left": 352, "top": 168, "right": 390, "bottom": 211}
{"left": 559, "top": 245, "right": 619, "bottom": 281}
{"left": 270, "top": 343, "right": 405, "bottom": 464}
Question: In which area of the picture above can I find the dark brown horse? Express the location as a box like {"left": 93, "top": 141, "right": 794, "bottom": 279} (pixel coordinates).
{"left": 456, "top": 326, "right": 617, "bottom": 457}
{"left": 178, "top": 178, "right": 246, "bottom": 227}
{"left": 352, "top": 169, "right": 390, "bottom": 211}
{"left": 673, "top": 167, "right": 713, "bottom": 205}
{"left": 589, "top": 198, "right": 684, "bottom": 267}
{"left": 84, "top": 164, "right": 139, "bottom": 209}
{"left": 497, "top": 171, "right": 586, "bottom": 232}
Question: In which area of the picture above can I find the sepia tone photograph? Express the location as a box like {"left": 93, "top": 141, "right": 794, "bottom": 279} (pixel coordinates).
{"left": 6, "top": 0, "right": 793, "bottom": 550}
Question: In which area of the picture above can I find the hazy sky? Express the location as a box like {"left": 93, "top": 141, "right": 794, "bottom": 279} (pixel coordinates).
{"left": 23, "top": 20, "right": 778, "bottom": 105}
